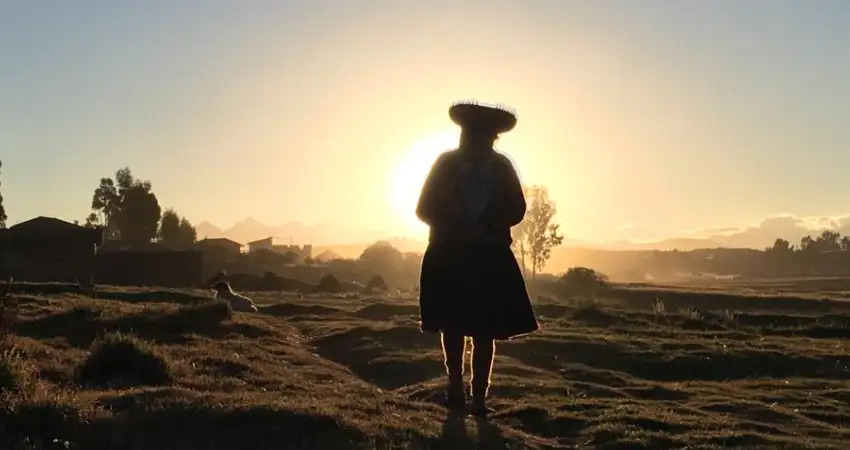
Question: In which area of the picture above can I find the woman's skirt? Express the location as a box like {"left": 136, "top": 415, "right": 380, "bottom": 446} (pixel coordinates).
{"left": 418, "top": 242, "right": 540, "bottom": 340}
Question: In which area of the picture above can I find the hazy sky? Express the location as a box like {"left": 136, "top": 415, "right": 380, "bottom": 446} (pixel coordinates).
{"left": 2, "top": 1, "right": 849, "bottom": 244}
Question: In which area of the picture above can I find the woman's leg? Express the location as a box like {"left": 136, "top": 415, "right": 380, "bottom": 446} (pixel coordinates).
{"left": 470, "top": 336, "right": 496, "bottom": 415}
{"left": 441, "top": 332, "right": 466, "bottom": 407}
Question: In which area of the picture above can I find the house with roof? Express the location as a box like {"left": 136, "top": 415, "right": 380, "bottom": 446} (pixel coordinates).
{"left": 246, "top": 236, "right": 312, "bottom": 264}
{"left": 0, "top": 216, "right": 103, "bottom": 282}
{"left": 197, "top": 238, "right": 244, "bottom": 257}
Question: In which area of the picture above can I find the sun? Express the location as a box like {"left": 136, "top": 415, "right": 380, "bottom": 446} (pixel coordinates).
{"left": 389, "top": 130, "right": 459, "bottom": 235}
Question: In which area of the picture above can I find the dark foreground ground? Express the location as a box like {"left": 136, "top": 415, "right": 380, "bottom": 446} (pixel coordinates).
{"left": 1, "top": 283, "right": 849, "bottom": 449}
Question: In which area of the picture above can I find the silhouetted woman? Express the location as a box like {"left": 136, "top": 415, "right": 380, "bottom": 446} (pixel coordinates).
{"left": 416, "top": 101, "right": 539, "bottom": 417}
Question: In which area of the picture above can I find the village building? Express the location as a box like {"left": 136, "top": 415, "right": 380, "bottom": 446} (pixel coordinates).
{"left": 0, "top": 216, "right": 103, "bottom": 282}
{"left": 196, "top": 238, "right": 244, "bottom": 260}
{"left": 246, "top": 236, "right": 312, "bottom": 264}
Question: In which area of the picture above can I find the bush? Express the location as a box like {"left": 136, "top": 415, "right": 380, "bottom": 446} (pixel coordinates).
{"left": 365, "top": 275, "right": 388, "bottom": 292}
{"left": 314, "top": 274, "right": 342, "bottom": 293}
{"left": 557, "top": 267, "right": 610, "bottom": 300}
{"left": 75, "top": 332, "right": 174, "bottom": 387}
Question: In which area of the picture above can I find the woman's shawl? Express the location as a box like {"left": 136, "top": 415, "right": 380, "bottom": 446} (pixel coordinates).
{"left": 416, "top": 149, "right": 526, "bottom": 241}
{"left": 457, "top": 157, "right": 500, "bottom": 223}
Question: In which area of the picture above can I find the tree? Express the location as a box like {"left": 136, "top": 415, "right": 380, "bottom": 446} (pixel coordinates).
{"left": 358, "top": 240, "right": 404, "bottom": 276}
{"left": 89, "top": 167, "right": 161, "bottom": 244}
{"left": 158, "top": 208, "right": 197, "bottom": 248}
{"left": 800, "top": 231, "right": 842, "bottom": 254}
{"left": 767, "top": 238, "right": 793, "bottom": 253}
{"left": 115, "top": 182, "right": 161, "bottom": 245}
{"left": 83, "top": 212, "right": 101, "bottom": 229}
{"left": 91, "top": 177, "right": 119, "bottom": 238}
{"left": 179, "top": 217, "right": 197, "bottom": 244}
{"left": 511, "top": 185, "right": 564, "bottom": 280}
{"left": 841, "top": 236, "right": 850, "bottom": 251}
{"left": 800, "top": 235, "right": 816, "bottom": 253}
{"left": 815, "top": 230, "right": 841, "bottom": 252}
{"left": 0, "top": 159, "right": 6, "bottom": 229}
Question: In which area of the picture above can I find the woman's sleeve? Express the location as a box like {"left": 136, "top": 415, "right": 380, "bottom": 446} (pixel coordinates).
{"left": 416, "top": 152, "right": 449, "bottom": 227}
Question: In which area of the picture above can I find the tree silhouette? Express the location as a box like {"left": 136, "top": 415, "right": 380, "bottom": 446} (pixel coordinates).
{"left": 158, "top": 208, "right": 197, "bottom": 248}
{"left": 815, "top": 230, "right": 841, "bottom": 252}
{"left": 800, "top": 235, "right": 816, "bottom": 252}
{"left": 358, "top": 240, "right": 404, "bottom": 276}
{"left": 767, "top": 238, "right": 793, "bottom": 253}
{"left": 89, "top": 167, "right": 161, "bottom": 244}
{"left": 798, "top": 230, "right": 842, "bottom": 254}
{"left": 83, "top": 212, "right": 100, "bottom": 229}
{"left": 511, "top": 185, "right": 564, "bottom": 279}
{"left": 158, "top": 209, "right": 185, "bottom": 246}
{"left": 0, "top": 159, "right": 6, "bottom": 229}
{"left": 116, "top": 182, "right": 161, "bottom": 245}
{"left": 178, "top": 217, "right": 197, "bottom": 244}
{"left": 90, "top": 177, "right": 119, "bottom": 238}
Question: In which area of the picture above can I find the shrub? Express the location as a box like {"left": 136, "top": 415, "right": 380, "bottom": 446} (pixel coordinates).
{"left": 557, "top": 267, "right": 610, "bottom": 300}
{"left": 75, "top": 332, "right": 174, "bottom": 387}
{"left": 314, "top": 274, "right": 342, "bottom": 293}
{"left": 365, "top": 275, "right": 388, "bottom": 292}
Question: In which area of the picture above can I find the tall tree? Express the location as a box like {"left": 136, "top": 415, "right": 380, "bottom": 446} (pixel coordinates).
{"left": 359, "top": 240, "right": 405, "bottom": 276}
{"left": 91, "top": 177, "right": 119, "bottom": 238}
{"left": 115, "top": 181, "right": 161, "bottom": 245}
{"left": 178, "top": 217, "right": 197, "bottom": 245}
{"left": 0, "top": 159, "right": 6, "bottom": 229}
{"left": 815, "top": 230, "right": 841, "bottom": 252}
{"left": 158, "top": 209, "right": 181, "bottom": 245}
{"left": 158, "top": 208, "right": 197, "bottom": 248}
{"left": 511, "top": 185, "right": 564, "bottom": 279}
{"left": 89, "top": 167, "right": 161, "bottom": 244}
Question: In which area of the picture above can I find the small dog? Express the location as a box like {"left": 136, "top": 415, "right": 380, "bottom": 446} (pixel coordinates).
{"left": 208, "top": 271, "right": 259, "bottom": 313}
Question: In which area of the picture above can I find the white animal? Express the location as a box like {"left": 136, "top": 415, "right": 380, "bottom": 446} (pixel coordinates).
{"left": 211, "top": 280, "right": 259, "bottom": 313}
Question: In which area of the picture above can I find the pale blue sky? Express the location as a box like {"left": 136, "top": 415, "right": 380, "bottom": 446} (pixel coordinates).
{"left": 1, "top": 1, "right": 849, "bottom": 244}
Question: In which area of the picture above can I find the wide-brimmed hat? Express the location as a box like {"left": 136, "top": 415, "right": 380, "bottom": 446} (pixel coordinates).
{"left": 449, "top": 101, "right": 517, "bottom": 135}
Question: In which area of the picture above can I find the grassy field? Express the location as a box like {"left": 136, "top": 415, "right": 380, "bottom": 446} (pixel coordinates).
{"left": 643, "top": 275, "right": 850, "bottom": 300}
{"left": 1, "top": 283, "right": 850, "bottom": 449}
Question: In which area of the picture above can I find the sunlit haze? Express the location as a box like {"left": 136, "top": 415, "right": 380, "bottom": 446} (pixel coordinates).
{"left": 2, "top": 1, "right": 849, "bottom": 247}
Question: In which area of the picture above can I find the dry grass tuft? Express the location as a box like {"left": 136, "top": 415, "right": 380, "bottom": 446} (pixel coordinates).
{"left": 75, "top": 331, "right": 175, "bottom": 387}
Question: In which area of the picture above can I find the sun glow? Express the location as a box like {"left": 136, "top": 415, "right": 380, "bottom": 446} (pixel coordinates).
{"left": 389, "top": 130, "right": 460, "bottom": 235}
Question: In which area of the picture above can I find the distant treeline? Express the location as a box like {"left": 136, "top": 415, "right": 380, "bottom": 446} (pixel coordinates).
{"left": 545, "top": 230, "right": 850, "bottom": 281}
